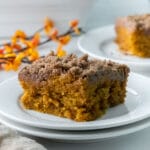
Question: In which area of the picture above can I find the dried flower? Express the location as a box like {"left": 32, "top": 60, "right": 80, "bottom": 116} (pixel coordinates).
{"left": 0, "top": 17, "right": 81, "bottom": 71}
{"left": 0, "top": 49, "right": 4, "bottom": 55}
{"left": 44, "top": 17, "right": 54, "bottom": 35}
{"left": 69, "top": 19, "right": 80, "bottom": 34}
{"left": 31, "top": 33, "right": 40, "bottom": 46}
{"left": 49, "top": 28, "right": 58, "bottom": 40}
{"left": 57, "top": 44, "right": 66, "bottom": 57}
{"left": 58, "top": 35, "right": 71, "bottom": 45}
{"left": 13, "top": 30, "right": 27, "bottom": 39}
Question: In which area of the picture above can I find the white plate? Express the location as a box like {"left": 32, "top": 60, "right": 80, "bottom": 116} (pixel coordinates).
{"left": 1, "top": 113, "right": 150, "bottom": 142}
{"left": 78, "top": 25, "right": 150, "bottom": 72}
{"left": 0, "top": 73, "right": 149, "bottom": 131}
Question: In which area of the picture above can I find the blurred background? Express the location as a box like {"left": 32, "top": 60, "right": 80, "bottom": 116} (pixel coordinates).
{"left": 0, "top": 0, "right": 149, "bottom": 36}
{"left": 87, "top": 0, "right": 150, "bottom": 29}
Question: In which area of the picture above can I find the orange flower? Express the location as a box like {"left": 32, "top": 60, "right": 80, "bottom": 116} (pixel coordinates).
{"left": 20, "top": 39, "right": 31, "bottom": 47}
{"left": 69, "top": 19, "right": 80, "bottom": 34}
{"left": 69, "top": 19, "right": 79, "bottom": 28}
{"left": 0, "top": 59, "right": 7, "bottom": 64}
{"left": 58, "top": 35, "right": 71, "bottom": 45}
{"left": 27, "top": 48, "right": 40, "bottom": 61}
{"left": 49, "top": 28, "right": 58, "bottom": 40}
{"left": 14, "top": 53, "right": 25, "bottom": 65}
{"left": 0, "top": 49, "right": 4, "bottom": 54}
{"left": 44, "top": 17, "right": 54, "bottom": 35}
{"left": 20, "top": 38, "right": 39, "bottom": 49}
{"left": 11, "top": 36, "right": 17, "bottom": 45}
{"left": 31, "top": 33, "right": 40, "bottom": 47}
{"left": 13, "top": 30, "right": 27, "bottom": 39}
{"left": 4, "top": 53, "right": 16, "bottom": 58}
{"left": 74, "top": 28, "right": 80, "bottom": 34}
{"left": 4, "top": 45, "right": 13, "bottom": 53}
{"left": 11, "top": 53, "right": 25, "bottom": 70}
{"left": 0, "top": 49, "right": 4, "bottom": 58}
{"left": 3, "top": 62, "right": 13, "bottom": 71}
{"left": 56, "top": 44, "right": 66, "bottom": 57}
{"left": 11, "top": 43, "right": 22, "bottom": 51}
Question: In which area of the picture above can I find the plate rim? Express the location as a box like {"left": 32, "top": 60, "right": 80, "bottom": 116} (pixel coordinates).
{"left": 1, "top": 113, "right": 150, "bottom": 141}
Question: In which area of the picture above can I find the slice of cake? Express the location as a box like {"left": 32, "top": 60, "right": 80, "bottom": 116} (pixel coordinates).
{"left": 115, "top": 14, "right": 150, "bottom": 57}
{"left": 18, "top": 52, "right": 129, "bottom": 122}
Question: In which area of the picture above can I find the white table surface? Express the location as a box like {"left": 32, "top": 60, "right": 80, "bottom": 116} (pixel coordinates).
{"left": 0, "top": 0, "right": 150, "bottom": 149}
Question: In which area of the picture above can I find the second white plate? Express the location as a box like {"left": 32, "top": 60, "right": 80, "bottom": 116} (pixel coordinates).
{"left": 0, "top": 73, "right": 149, "bottom": 130}
{"left": 78, "top": 25, "right": 150, "bottom": 72}
{"left": 1, "top": 113, "right": 150, "bottom": 142}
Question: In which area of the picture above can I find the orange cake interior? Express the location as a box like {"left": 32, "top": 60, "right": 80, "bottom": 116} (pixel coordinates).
{"left": 115, "top": 14, "right": 150, "bottom": 57}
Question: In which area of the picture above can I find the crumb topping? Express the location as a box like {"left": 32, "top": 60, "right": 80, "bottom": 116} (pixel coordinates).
{"left": 18, "top": 52, "right": 129, "bottom": 85}
{"left": 116, "top": 14, "right": 150, "bottom": 33}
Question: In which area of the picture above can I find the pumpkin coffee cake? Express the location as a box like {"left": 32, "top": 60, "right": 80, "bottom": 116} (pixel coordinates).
{"left": 19, "top": 52, "right": 129, "bottom": 121}
{"left": 115, "top": 14, "right": 150, "bottom": 57}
